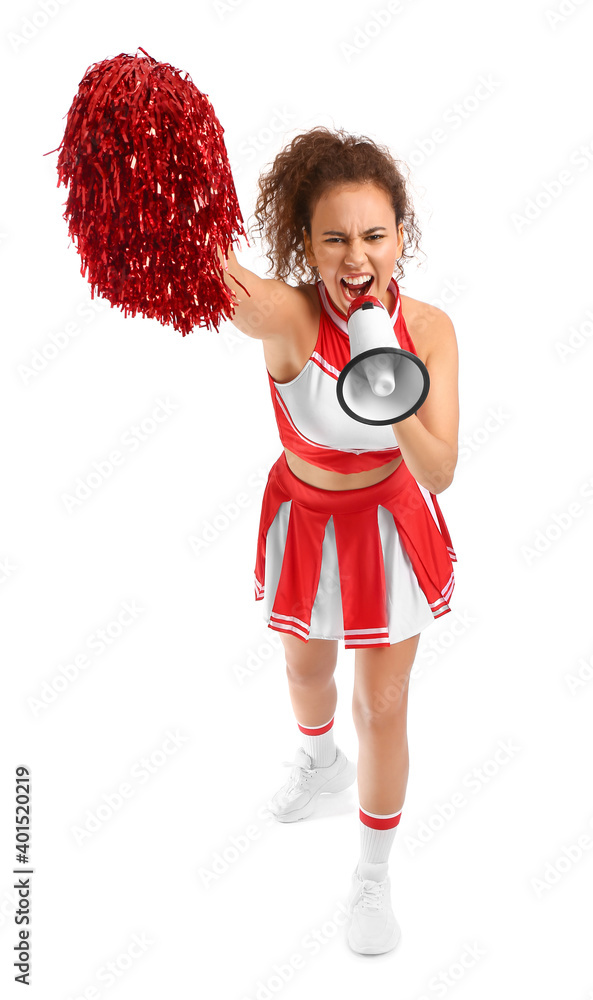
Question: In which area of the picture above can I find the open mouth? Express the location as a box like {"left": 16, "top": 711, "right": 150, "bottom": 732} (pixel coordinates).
{"left": 340, "top": 275, "right": 374, "bottom": 300}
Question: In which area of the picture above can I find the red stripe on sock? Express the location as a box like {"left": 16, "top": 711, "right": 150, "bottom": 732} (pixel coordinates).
{"left": 297, "top": 718, "right": 334, "bottom": 736}
{"left": 359, "top": 807, "right": 402, "bottom": 830}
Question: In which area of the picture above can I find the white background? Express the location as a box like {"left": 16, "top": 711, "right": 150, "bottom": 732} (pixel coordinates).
{"left": 2, "top": 0, "right": 593, "bottom": 996}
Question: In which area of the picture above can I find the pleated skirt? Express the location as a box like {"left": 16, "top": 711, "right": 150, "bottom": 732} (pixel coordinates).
{"left": 254, "top": 453, "right": 457, "bottom": 649}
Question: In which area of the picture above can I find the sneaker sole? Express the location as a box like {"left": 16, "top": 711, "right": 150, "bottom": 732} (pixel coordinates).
{"left": 348, "top": 933, "right": 401, "bottom": 955}
{"left": 347, "top": 924, "right": 401, "bottom": 955}
{"left": 272, "top": 760, "right": 357, "bottom": 823}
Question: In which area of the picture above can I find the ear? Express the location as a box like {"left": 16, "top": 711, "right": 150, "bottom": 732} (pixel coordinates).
{"left": 303, "top": 226, "right": 317, "bottom": 267}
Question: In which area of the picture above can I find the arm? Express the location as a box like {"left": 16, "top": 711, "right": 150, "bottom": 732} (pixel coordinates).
{"left": 216, "top": 243, "right": 313, "bottom": 342}
{"left": 392, "top": 310, "right": 459, "bottom": 494}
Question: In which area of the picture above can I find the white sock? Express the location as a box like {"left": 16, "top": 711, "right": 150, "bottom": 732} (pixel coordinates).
{"left": 358, "top": 805, "right": 403, "bottom": 874}
{"left": 297, "top": 716, "right": 336, "bottom": 767}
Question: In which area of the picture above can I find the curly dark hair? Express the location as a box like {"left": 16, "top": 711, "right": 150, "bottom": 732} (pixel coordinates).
{"left": 249, "top": 126, "right": 424, "bottom": 287}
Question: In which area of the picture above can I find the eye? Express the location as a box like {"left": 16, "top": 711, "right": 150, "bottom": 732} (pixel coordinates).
{"left": 366, "top": 234, "right": 384, "bottom": 241}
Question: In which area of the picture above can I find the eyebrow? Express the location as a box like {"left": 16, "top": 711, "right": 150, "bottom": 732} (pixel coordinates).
{"left": 321, "top": 227, "right": 387, "bottom": 236}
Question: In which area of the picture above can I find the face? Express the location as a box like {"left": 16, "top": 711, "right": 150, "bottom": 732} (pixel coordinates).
{"left": 303, "top": 182, "right": 404, "bottom": 317}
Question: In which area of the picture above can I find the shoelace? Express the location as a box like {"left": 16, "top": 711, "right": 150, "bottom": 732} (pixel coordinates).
{"left": 352, "top": 878, "right": 386, "bottom": 911}
{"left": 280, "top": 749, "right": 316, "bottom": 794}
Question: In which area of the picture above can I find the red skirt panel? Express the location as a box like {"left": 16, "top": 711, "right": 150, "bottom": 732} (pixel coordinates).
{"left": 254, "top": 454, "right": 457, "bottom": 649}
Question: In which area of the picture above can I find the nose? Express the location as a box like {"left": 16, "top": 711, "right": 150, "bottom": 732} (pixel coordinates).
{"left": 344, "top": 239, "right": 368, "bottom": 268}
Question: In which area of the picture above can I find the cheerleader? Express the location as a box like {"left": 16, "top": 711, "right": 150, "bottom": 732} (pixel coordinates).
{"left": 51, "top": 51, "right": 458, "bottom": 960}
{"left": 218, "top": 126, "right": 459, "bottom": 955}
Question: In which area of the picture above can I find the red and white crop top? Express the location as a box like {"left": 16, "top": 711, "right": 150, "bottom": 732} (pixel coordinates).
{"left": 266, "top": 277, "right": 419, "bottom": 474}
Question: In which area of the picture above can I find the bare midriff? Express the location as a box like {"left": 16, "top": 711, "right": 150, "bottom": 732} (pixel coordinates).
{"left": 284, "top": 448, "right": 403, "bottom": 491}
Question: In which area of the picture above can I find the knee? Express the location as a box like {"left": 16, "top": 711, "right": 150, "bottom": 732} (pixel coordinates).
{"left": 285, "top": 659, "right": 335, "bottom": 688}
{"left": 352, "top": 674, "right": 410, "bottom": 727}
{"left": 282, "top": 635, "right": 337, "bottom": 687}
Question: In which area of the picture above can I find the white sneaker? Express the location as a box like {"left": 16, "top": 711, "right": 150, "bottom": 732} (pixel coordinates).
{"left": 268, "top": 746, "right": 357, "bottom": 823}
{"left": 347, "top": 861, "right": 401, "bottom": 955}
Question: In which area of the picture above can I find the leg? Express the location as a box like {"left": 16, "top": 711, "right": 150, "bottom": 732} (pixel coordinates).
{"left": 281, "top": 632, "right": 339, "bottom": 727}
{"left": 352, "top": 633, "right": 420, "bottom": 814}
{"left": 347, "top": 635, "right": 420, "bottom": 956}
{"left": 269, "top": 632, "right": 353, "bottom": 823}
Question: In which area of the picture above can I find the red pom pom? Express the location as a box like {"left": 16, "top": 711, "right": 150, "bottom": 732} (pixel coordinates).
{"left": 46, "top": 47, "right": 249, "bottom": 336}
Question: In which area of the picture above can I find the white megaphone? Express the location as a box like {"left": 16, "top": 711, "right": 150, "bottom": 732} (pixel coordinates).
{"left": 336, "top": 295, "right": 430, "bottom": 425}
